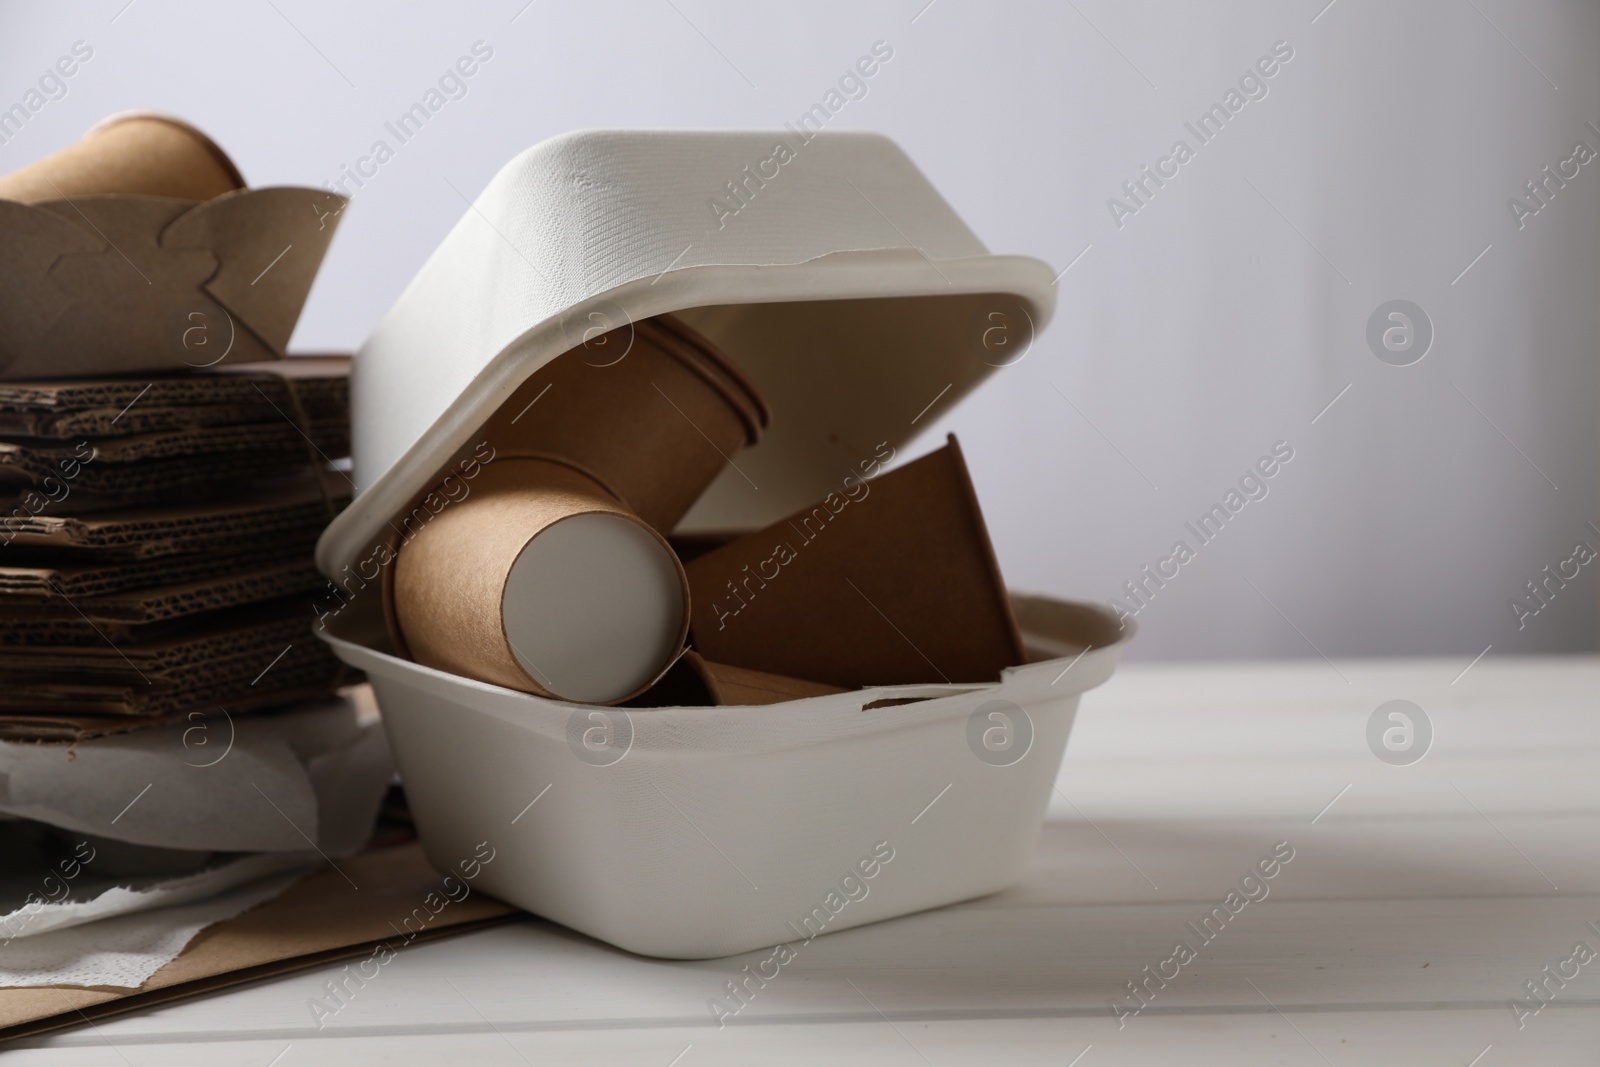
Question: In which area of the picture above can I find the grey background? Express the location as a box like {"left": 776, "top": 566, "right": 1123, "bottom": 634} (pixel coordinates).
{"left": 2, "top": 0, "right": 1595, "bottom": 662}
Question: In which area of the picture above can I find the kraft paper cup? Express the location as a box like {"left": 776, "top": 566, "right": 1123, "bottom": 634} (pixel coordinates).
{"left": 627, "top": 650, "right": 844, "bottom": 707}
{"left": 691, "top": 653, "right": 845, "bottom": 705}
{"left": 685, "top": 435, "right": 1025, "bottom": 688}
{"left": 482, "top": 314, "right": 769, "bottom": 532}
{"left": 391, "top": 458, "right": 689, "bottom": 704}
{"left": 0, "top": 112, "right": 245, "bottom": 204}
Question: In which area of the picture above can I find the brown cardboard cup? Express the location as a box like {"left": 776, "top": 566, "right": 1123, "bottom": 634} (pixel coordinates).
{"left": 626, "top": 650, "right": 844, "bottom": 707}
{"left": 685, "top": 435, "right": 1025, "bottom": 688}
{"left": 482, "top": 314, "right": 769, "bottom": 532}
{"left": 392, "top": 458, "right": 689, "bottom": 704}
{"left": 690, "top": 652, "right": 845, "bottom": 705}
{"left": 0, "top": 112, "right": 246, "bottom": 204}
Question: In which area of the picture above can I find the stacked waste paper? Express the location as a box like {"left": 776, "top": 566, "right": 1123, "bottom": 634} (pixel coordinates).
{"left": 0, "top": 114, "right": 392, "bottom": 994}
{"left": 0, "top": 361, "right": 356, "bottom": 738}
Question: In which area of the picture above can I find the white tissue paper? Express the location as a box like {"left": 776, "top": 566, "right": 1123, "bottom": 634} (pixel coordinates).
{"left": 1, "top": 851, "right": 316, "bottom": 941}
{"left": 0, "top": 863, "right": 314, "bottom": 988}
{"left": 0, "top": 691, "right": 394, "bottom": 988}
{"left": 0, "top": 693, "right": 391, "bottom": 854}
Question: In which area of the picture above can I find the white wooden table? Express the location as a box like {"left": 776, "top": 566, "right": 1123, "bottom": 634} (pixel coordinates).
{"left": 9, "top": 655, "right": 1599, "bottom": 1064}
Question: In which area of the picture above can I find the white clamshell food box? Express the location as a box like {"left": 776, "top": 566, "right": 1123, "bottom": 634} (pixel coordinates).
{"left": 317, "top": 129, "right": 1129, "bottom": 959}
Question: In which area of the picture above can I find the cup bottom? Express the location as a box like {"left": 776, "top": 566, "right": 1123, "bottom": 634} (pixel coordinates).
{"left": 502, "top": 511, "right": 687, "bottom": 703}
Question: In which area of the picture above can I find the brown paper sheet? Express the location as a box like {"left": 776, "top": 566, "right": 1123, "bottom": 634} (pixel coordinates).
{"left": 0, "top": 841, "right": 521, "bottom": 1043}
{"left": 685, "top": 435, "right": 1025, "bottom": 688}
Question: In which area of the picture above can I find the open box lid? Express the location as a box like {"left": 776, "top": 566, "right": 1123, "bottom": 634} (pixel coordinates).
{"left": 317, "top": 129, "right": 1056, "bottom": 578}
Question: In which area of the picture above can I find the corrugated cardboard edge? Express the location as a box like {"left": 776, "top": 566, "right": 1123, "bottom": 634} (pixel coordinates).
{"left": 0, "top": 842, "right": 520, "bottom": 1044}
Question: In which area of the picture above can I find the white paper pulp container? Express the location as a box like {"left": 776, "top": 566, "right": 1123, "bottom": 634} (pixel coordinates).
{"left": 317, "top": 130, "right": 1130, "bottom": 958}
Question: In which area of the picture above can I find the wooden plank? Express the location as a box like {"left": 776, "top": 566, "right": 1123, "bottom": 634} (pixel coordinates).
{"left": 6, "top": 657, "right": 1597, "bottom": 1062}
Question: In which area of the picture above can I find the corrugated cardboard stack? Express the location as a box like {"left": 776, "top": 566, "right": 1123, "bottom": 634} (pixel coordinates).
{"left": 0, "top": 361, "right": 356, "bottom": 741}
{"left": 0, "top": 114, "right": 354, "bottom": 742}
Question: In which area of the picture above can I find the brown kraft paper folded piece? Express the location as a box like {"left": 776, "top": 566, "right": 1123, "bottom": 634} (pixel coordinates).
{"left": 392, "top": 458, "right": 689, "bottom": 704}
{"left": 685, "top": 435, "right": 1025, "bottom": 688}
{"left": 482, "top": 314, "right": 769, "bottom": 532}
{"left": 0, "top": 841, "right": 520, "bottom": 1042}
{"left": 0, "top": 112, "right": 345, "bottom": 380}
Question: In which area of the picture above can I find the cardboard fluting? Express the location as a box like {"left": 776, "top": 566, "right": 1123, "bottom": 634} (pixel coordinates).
{"left": 0, "top": 356, "right": 349, "bottom": 438}
{"left": 0, "top": 473, "right": 344, "bottom": 558}
{"left": 0, "top": 601, "right": 348, "bottom": 718}
{"left": 0, "top": 361, "right": 351, "bottom": 515}
{"left": 482, "top": 315, "right": 769, "bottom": 532}
{"left": 0, "top": 421, "right": 349, "bottom": 511}
{"left": 685, "top": 435, "right": 1026, "bottom": 688}
{"left": 0, "top": 361, "right": 352, "bottom": 741}
{"left": 392, "top": 458, "right": 689, "bottom": 703}
{"left": 0, "top": 560, "right": 326, "bottom": 632}
{"left": 0, "top": 113, "right": 245, "bottom": 204}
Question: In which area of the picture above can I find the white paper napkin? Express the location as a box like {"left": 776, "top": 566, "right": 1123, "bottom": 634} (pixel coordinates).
{"left": 0, "top": 864, "right": 314, "bottom": 988}
{"left": 0, "top": 694, "right": 392, "bottom": 854}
